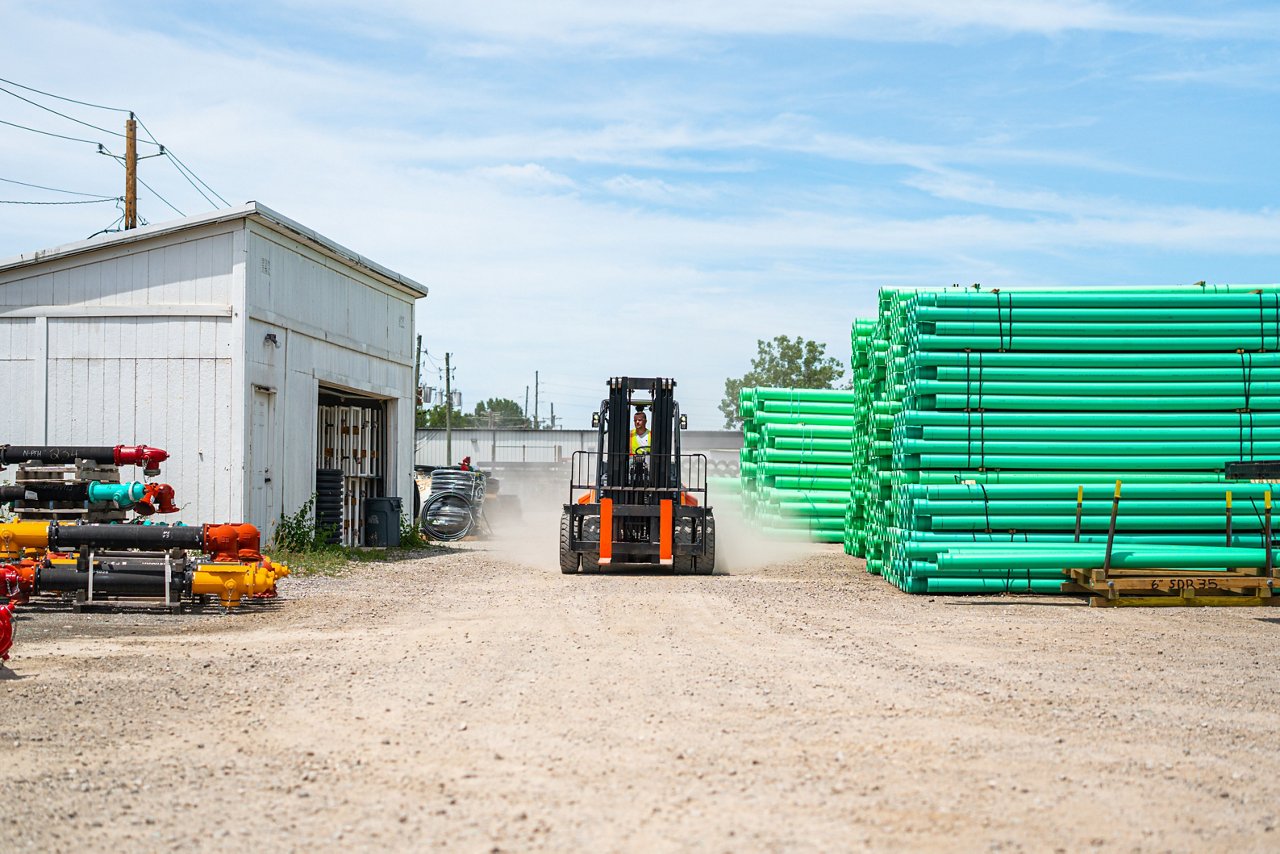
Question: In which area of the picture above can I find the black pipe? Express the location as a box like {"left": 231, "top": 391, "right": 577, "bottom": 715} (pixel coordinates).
{"left": 37, "top": 565, "right": 187, "bottom": 598}
{"left": 0, "top": 483, "right": 96, "bottom": 505}
{"left": 0, "top": 445, "right": 118, "bottom": 466}
{"left": 48, "top": 524, "right": 203, "bottom": 552}
{"left": 0, "top": 485, "right": 33, "bottom": 502}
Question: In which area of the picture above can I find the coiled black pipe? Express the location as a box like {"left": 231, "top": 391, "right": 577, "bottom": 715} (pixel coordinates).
{"left": 420, "top": 469, "right": 486, "bottom": 541}
{"left": 48, "top": 524, "right": 203, "bottom": 552}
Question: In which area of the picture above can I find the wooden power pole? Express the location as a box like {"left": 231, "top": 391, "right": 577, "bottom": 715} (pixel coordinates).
{"left": 444, "top": 352, "right": 453, "bottom": 464}
{"left": 124, "top": 115, "right": 138, "bottom": 229}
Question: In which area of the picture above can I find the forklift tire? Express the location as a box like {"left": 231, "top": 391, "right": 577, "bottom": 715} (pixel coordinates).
{"left": 559, "top": 513, "right": 580, "bottom": 574}
{"left": 673, "top": 519, "right": 695, "bottom": 574}
{"left": 694, "top": 515, "right": 716, "bottom": 575}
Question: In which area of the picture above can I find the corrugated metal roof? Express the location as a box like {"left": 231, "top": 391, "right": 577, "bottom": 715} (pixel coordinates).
{"left": 0, "top": 201, "right": 428, "bottom": 299}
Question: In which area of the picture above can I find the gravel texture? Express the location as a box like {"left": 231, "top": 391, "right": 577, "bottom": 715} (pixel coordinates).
{"left": 2, "top": 515, "right": 1278, "bottom": 852}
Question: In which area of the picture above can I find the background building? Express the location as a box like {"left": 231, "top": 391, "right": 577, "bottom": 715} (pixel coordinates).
{"left": 0, "top": 202, "right": 427, "bottom": 544}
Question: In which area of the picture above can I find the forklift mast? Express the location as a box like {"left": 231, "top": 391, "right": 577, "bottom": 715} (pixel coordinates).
{"left": 598, "top": 376, "right": 681, "bottom": 501}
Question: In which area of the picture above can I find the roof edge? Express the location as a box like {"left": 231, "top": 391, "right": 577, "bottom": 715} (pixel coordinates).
{"left": 0, "top": 202, "right": 428, "bottom": 299}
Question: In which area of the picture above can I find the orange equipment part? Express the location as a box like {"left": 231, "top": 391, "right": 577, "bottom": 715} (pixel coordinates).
{"left": 202, "top": 523, "right": 262, "bottom": 563}
{"left": 133, "top": 483, "right": 179, "bottom": 516}
{"left": 658, "top": 499, "right": 673, "bottom": 565}
{"left": 576, "top": 490, "right": 596, "bottom": 505}
{"left": 680, "top": 492, "right": 699, "bottom": 507}
{"left": 598, "top": 498, "right": 613, "bottom": 564}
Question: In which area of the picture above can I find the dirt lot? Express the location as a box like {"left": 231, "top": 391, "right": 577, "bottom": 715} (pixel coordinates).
{"left": 2, "top": 511, "right": 1278, "bottom": 852}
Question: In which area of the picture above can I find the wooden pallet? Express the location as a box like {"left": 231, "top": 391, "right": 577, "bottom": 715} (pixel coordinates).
{"left": 1062, "top": 567, "right": 1280, "bottom": 607}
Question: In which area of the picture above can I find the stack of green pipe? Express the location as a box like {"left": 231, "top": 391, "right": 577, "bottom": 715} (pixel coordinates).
{"left": 738, "top": 386, "right": 859, "bottom": 542}
{"left": 845, "top": 284, "right": 1280, "bottom": 593}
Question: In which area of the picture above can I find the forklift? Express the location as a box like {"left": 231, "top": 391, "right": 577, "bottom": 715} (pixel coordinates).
{"left": 560, "top": 377, "right": 715, "bottom": 574}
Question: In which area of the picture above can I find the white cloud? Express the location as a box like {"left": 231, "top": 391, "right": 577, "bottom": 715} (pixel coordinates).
{"left": 288, "top": 1, "right": 1280, "bottom": 52}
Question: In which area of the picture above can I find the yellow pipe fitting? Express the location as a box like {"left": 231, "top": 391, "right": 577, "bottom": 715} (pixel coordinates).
{"left": 0, "top": 521, "right": 54, "bottom": 560}
{"left": 192, "top": 560, "right": 281, "bottom": 608}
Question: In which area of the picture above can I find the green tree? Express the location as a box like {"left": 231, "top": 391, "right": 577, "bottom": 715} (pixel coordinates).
{"left": 719, "top": 335, "right": 844, "bottom": 428}
{"left": 420, "top": 403, "right": 470, "bottom": 428}
{"left": 473, "top": 397, "right": 530, "bottom": 428}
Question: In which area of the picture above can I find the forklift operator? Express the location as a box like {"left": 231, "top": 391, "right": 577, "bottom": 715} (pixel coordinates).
{"left": 630, "top": 410, "right": 651, "bottom": 456}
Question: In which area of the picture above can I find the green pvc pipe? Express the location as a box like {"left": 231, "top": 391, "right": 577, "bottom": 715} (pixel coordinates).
{"left": 897, "top": 439, "right": 1280, "bottom": 457}
{"left": 923, "top": 514, "right": 1271, "bottom": 531}
{"left": 934, "top": 547, "right": 1275, "bottom": 571}
{"left": 929, "top": 366, "right": 1280, "bottom": 384}
{"left": 925, "top": 320, "right": 1280, "bottom": 339}
{"left": 900, "top": 454, "right": 1242, "bottom": 470}
{"left": 906, "top": 425, "right": 1280, "bottom": 442}
{"left": 915, "top": 305, "right": 1280, "bottom": 323}
{"left": 910, "top": 379, "right": 1280, "bottom": 398}
{"left": 904, "top": 483, "right": 1276, "bottom": 501}
{"left": 913, "top": 334, "right": 1277, "bottom": 352}
{"left": 922, "top": 394, "right": 1280, "bottom": 412}
{"left": 896, "top": 410, "right": 1280, "bottom": 428}
{"left": 924, "top": 578, "right": 1064, "bottom": 594}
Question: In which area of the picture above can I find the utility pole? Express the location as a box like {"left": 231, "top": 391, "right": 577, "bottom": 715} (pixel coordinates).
{"left": 550, "top": 403, "right": 556, "bottom": 429}
{"left": 534, "top": 370, "right": 540, "bottom": 430}
{"left": 444, "top": 352, "right": 453, "bottom": 464}
{"left": 415, "top": 335, "right": 422, "bottom": 397}
{"left": 524, "top": 385, "right": 530, "bottom": 429}
{"left": 124, "top": 114, "right": 137, "bottom": 230}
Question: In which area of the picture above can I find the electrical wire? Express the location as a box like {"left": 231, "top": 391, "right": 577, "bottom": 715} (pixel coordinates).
{"left": 0, "top": 197, "right": 119, "bottom": 205}
{"left": 2, "top": 78, "right": 228, "bottom": 212}
{"left": 136, "top": 116, "right": 229, "bottom": 207}
{"left": 0, "top": 76, "right": 131, "bottom": 113}
{"left": 0, "top": 117, "right": 99, "bottom": 146}
{"left": 0, "top": 176, "right": 116, "bottom": 198}
{"left": 100, "top": 146, "right": 185, "bottom": 218}
{"left": 0, "top": 83, "right": 160, "bottom": 146}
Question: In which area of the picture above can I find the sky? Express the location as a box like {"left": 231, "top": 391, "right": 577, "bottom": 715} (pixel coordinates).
{"left": 2, "top": 1, "right": 1278, "bottom": 428}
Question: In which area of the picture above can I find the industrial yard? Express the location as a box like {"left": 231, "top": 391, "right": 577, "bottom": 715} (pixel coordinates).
{"left": 2, "top": 515, "right": 1278, "bottom": 852}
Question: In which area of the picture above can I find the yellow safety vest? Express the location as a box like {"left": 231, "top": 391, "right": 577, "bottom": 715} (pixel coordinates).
{"left": 630, "top": 429, "right": 650, "bottom": 455}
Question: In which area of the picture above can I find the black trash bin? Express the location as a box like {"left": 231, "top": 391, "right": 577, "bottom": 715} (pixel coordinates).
{"left": 363, "top": 496, "right": 403, "bottom": 547}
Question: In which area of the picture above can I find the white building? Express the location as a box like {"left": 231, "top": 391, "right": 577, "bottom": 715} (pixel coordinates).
{"left": 0, "top": 202, "right": 427, "bottom": 544}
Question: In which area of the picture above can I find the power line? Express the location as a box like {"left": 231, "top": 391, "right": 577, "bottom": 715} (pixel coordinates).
{"left": 0, "top": 76, "right": 131, "bottom": 113}
{"left": 0, "top": 83, "right": 160, "bottom": 146}
{"left": 0, "top": 197, "right": 119, "bottom": 205}
{"left": 136, "top": 116, "right": 229, "bottom": 208}
{"left": 0, "top": 176, "right": 116, "bottom": 199}
{"left": 100, "top": 146, "right": 185, "bottom": 218}
{"left": 0, "top": 117, "right": 99, "bottom": 146}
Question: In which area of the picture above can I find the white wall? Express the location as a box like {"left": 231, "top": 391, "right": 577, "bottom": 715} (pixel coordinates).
{"left": 243, "top": 225, "right": 417, "bottom": 536}
{"left": 0, "top": 215, "right": 420, "bottom": 540}
{"left": 0, "top": 222, "right": 243, "bottom": 525}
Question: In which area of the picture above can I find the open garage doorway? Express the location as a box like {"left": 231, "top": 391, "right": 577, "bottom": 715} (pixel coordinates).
{"left": 316, "top": 387, "right": 388, "bottom": 546}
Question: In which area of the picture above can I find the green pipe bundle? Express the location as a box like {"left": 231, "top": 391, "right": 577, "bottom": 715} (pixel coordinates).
{"left": 844, "top": 283, "right": 1280, "bottom": 594}
{"left": 738, "top": 387, "right": 858, "bottom": 543}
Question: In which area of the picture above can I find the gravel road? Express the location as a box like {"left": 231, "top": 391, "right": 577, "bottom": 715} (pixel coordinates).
{"left": 2, "top": 511, "right": 1278, "bottom": 852}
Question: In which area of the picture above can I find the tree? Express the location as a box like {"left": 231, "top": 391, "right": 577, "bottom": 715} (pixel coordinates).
{"left": 420, "top": 403, "right": 469, "bottom": 428}
{"left": 473, "top": 397, "right": 530, "bottom": 429}
{"left": 719, "top": 335, "right": 844, "bottom": 428}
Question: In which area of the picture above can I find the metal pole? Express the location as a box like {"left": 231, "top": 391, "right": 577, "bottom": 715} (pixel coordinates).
{"left": 1102, "top": 480, "right": 1121, "bottom": 573}
{"left": 534, "top": 370, "right": 540, "bottom": 430}
{"left": 1266, "top": 491, "right": 1274, "bottom": 576}
{"left": 124, "top": 115, "right": 137, "bottom": 229}
{"left": 445, "top": 352, "right": 452, "bottom": 465}
{"left": 1073, "top": 484, "right": 1083, "bottom": 543}
{"left": 1225, "top": 490, "right": 1233, "bottom": 547}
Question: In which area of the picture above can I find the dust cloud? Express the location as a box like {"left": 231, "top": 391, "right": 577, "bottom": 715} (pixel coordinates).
{"left": 476, "top": 477, "right": 818, "bottom": 574}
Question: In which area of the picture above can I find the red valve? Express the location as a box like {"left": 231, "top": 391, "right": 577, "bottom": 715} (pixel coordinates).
{"left": 113, "top": 445, "right": 169, "bottom": 476}
{"left": 202, "top": 523, "right": 262, "bottom": 563}
{"left": 134, "top": 483, "right": 179, "bottom": 516}
{"left": 0, "top": 601, "right": 14, "bottom": 662}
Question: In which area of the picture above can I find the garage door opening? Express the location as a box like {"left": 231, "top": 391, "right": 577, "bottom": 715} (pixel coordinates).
{"left": 316, "top": 387, "right": 387, "bottom": 546}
